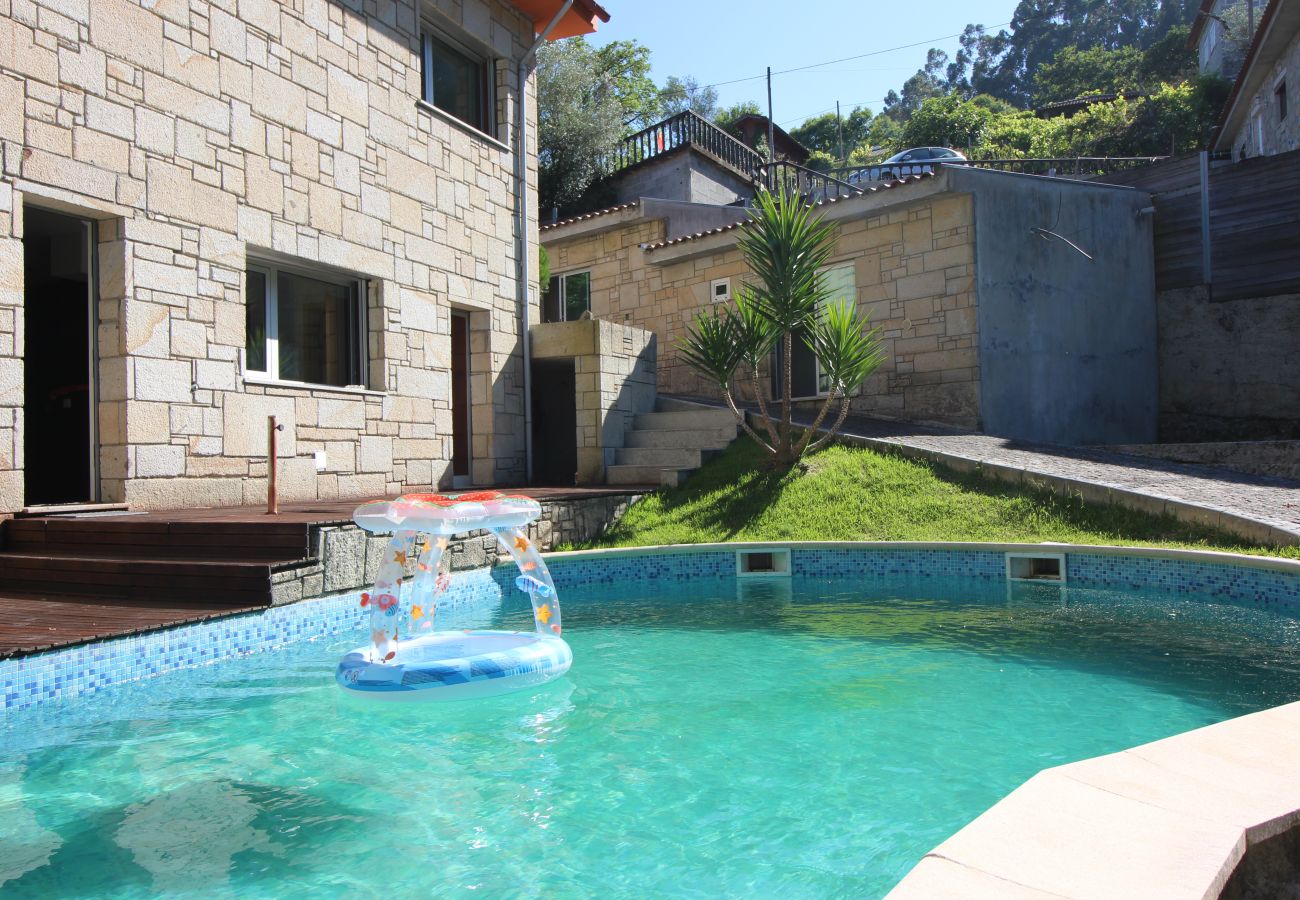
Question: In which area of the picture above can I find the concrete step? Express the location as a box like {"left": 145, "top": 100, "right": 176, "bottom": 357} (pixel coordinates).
{"left": 625, "top": 426, "right": 738, "bottom": 449}
{"left": 614, "top": 447, "right": 708, "bottom": 467}
{"left": 632, "top": 409, "right": 736, "bottom": 431}
{"left": 606, "top": 464, "right": 668, "bottom": 486}
{"left": 655, "top": 397, "right": 728, "bottom": 413}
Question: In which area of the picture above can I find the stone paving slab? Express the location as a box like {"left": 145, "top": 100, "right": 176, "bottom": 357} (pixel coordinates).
{"left": 729, "top": 403, "right": 1300, "bottom": 546}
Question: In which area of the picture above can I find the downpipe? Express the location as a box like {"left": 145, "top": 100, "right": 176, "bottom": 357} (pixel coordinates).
{"left": 516, "top": 0, "right": 573, "bottom": 484}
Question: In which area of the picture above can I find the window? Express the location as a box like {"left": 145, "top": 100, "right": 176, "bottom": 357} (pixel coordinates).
{"left": 710, "top": 277, "right": 731, "bottom": 304}
{"left": 245, "top": 262, "right": 367, "bottom": 388}
{"left": 817, "top": 264, "right": 857, "bottom": 394}
{"left": 542, "top": 271, "right": 591, "bottom": 323}
{"left": 1277, "top": 80, "right": 1288, "bottom": 121}
{"left": 421, "top": 21, "right": 493, "bottom": 135}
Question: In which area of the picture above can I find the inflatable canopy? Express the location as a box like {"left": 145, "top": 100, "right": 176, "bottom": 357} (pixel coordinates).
{"left": 335, "top": 491, "right": 572, "bottom": 701}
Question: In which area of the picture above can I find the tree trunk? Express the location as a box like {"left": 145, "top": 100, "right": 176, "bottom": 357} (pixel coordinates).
{"left": 794, "top": 387, "right": 840, "bottom": 458}
{"left": 807, "top": 394, "right": 853, "bottom": 452}
{"left": 750, "top": 364, "right": 780, "bottom": 449}
{"left": 778, "top": 330, "right": 794, "bottom": 465}
{"left": 722, "top": 384, "right": 775, "bottom": 454}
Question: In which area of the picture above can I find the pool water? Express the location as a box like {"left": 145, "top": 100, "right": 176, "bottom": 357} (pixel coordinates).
{"left": 4, "top": 575, "right": 1300, "bottom": 898}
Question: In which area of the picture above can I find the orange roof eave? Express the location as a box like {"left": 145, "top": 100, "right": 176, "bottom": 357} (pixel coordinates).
{"left": 510, "top": 0, "right": 610, "bottom": 39}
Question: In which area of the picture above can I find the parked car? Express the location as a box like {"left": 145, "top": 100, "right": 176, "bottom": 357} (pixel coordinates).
{"left": 846, "top": 147, "right": 967, "bottom": 184}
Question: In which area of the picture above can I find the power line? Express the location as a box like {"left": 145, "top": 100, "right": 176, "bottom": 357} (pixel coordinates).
{"left": 704, "top": 22, "right": 1010, "bottom": 90}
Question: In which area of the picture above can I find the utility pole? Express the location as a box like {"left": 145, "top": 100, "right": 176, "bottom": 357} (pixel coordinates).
{"left": 766, "top": 66, "right": 775, "bottom": 189}
{"left": 836, "top": 100, "right": 845, "bottom": 165}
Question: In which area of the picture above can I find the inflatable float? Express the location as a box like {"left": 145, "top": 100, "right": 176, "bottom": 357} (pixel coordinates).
{"left": 335, "top": 491, "right": 572, "bottom": 702}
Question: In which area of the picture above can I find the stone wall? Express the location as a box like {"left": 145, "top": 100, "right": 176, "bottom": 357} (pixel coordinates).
{"left": 1226, "top": 28, "right": 1300, "bottom": 158}
{"left": 531, "top": 318, "right": 656, "bottom": 483}
{"left": 1157, "top": 286, "right": 1300, "bottom": 440}
{"left": 271, "top": 491, "right": 642, "bottom": 605}
{"left": 544, "top": 189, "right": 982, "bottom": 428}
{"left": 0, "top": 0, "right": 540, "bottom": 513}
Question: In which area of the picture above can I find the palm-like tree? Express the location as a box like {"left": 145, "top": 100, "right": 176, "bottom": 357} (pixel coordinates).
{"left": 678, "top": 189, "right": 885, "bottom": 467}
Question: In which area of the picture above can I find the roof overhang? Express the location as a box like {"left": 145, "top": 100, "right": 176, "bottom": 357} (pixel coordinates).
{"left": 1212, "top": 0, "right": 1298, "bottom": 151}
{"left": 509, "top": 0, "right": 610, "bottom": 39}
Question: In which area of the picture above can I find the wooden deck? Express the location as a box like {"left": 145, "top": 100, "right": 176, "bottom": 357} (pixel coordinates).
{"left": 0, "top": 485, "right": 646, "bottom": 659}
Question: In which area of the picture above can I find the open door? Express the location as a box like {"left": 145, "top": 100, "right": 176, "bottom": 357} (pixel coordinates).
{"left": 450, "top": 311, "right": 471, "bottom": 488}
{"left": 23, "top": 207, "right": 96, "bottom": 506}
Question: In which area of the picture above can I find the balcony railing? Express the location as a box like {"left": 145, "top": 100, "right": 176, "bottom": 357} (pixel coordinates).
{"left": 826, "top": 156, "right": 1166, "bottom": 184}
{"left": 608, "top": 110, "right": 766, "bottom": 180}
{"left": 760, "top": 160, "right": 863, "bottom": 203}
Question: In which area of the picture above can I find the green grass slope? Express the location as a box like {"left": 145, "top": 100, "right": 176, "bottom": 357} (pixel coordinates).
{"left": 575, "top": 438, "right": 1299, "bottom": 559}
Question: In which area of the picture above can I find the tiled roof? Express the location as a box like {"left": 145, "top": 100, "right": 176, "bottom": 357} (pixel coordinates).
{"left": 639, "top": 172, "right": 936, "bottom": 252}
{"left": 539, "top": 201, "right": 640, "bottom": 232}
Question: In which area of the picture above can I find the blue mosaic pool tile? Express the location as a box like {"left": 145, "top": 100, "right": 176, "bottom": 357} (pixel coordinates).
{"left": 5, "top": 546, "right": 1298, "bottom": 714}
{"left": 0, "top": 567, "right": 503, "bottom": 714}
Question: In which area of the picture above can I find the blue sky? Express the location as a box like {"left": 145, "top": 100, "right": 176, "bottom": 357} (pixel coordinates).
{"left": 587, "top": 0, "right": 1021, "bottom": 129}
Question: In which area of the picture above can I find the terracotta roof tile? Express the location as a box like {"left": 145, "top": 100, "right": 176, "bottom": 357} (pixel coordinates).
{"left": 539, "top": 201, "right": 640, "bottom": 232}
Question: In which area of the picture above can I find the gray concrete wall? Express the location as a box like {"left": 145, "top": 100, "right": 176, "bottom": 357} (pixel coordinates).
{"left": 954, "top": 168, "right": 1158, "bottom": 445}
{"left": 1156, "top": 286, "right": 1300, "bottom": 441}
{"left": 606, "top": 148, "right": 754, "bottom": 207}
{"left": 640, "top": 199, "right": 749, "bottom": 241}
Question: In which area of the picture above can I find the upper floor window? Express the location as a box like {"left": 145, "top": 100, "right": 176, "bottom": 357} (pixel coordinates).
{"left": 1277, "top": 80, "right": 1288, "bottom": 121}
{"left": 543, "top": 271, "right": 591, "bottom": 323}
{"left": 421, "top": 22, "right": 494, "bottom": 135}
{"left": 246, "top": 261, "right": 368, "bottom": 389}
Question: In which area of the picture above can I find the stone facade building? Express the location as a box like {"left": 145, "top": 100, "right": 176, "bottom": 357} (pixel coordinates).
{"left": 1211, "top": 0, "right": 1300, "bottom": 158}
{"left": 542, "top": 166, "right": 1159, "bottom": 446}
{"left": 0, "top": 0, "right": 607, "bottom": 514}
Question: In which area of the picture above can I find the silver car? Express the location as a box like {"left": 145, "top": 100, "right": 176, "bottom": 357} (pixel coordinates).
{"left": 846, "top": 147, "right": 967, "bottom": 184}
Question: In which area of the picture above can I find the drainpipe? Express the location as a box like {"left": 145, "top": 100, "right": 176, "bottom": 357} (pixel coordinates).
{"left": 516, "top": 0, "right": 572, "bottom": 484}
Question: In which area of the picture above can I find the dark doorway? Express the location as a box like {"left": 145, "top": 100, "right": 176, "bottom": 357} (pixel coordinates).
{"left": 450, "top": 311, "right": 471, "bottom": 487}
{"left": 771, "top": 332, "right": 820, "bottom": 400}
{"left": 23, "top": 207, "right": 96, "bottom": 506}
{"left": 530, "top": 358, "right": 576, "bottom": 485}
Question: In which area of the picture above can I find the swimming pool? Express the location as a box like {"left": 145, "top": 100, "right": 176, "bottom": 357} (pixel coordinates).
{"left": 2, "top": 544, "right": 1299, "bottom": 897}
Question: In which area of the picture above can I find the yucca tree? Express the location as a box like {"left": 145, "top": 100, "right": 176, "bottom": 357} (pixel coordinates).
{"left": 678, "top": 189, "right": 885, "bottom": 467}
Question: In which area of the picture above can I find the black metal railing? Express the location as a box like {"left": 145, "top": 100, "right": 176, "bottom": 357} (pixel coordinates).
{"left": 608, "top": 110, "right": 765, "bottom": 180}
{"left": 761, "top": 160, "right": 863, "bottom": 202}
{"left": 826, "top": 156, "right": 1166, "bottom": 184}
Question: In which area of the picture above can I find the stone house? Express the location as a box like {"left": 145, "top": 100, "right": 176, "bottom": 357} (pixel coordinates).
{"left": 1210, "top": 0, "right": 1300, "bottom": 158}
{"left": 542, "top": 166, "right": 1159, "bottom": 446}
{"left": 0, "top": 0, "right": 607, "bottom": 514}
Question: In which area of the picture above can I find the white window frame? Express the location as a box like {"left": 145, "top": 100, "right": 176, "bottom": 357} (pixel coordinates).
{"left": 710, "top": 277, "right": 732, "bottom": 304}
{"left": 544, "top": 270, "right": 592, "bottom": 323}
{"left": 420, "top": 16, "right": 497, "bottom": 140}
{"left": 244, "top": 260, "right": 369, "bottom": 389}
{"left": 805, "top": 264, "right": 857, "bottom": 399}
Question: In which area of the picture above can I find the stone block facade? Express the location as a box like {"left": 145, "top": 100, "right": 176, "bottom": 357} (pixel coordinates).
{"left": 532, "top": 317, "right": 656, "bottom": 483}
{"left": 1, "top": 0, "right": 547, "bottom": 514}
{"left": 543, "top": 185, "right": 981, "bottom": 428}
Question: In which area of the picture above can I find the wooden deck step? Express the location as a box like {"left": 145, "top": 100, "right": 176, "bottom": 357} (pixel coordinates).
{"left": 0, "top": 590, "right": 265, "bottom": 658}
{"left": 0, "top": 553, "right": 274, "bottom": 605}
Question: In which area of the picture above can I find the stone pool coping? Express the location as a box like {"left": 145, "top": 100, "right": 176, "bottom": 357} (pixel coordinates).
{"left": 886, "top": 699, "right": 1300, "bottom": 899}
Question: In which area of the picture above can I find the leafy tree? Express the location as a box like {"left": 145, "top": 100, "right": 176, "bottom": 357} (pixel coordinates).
{"left": 1033, "top": 44, "right": 1146, "bottom": 104}
{"left": 658, "top": 75, "right": 719, "bottom": 119}
{"left": 714, "top": 101, "right": 762, "bottom": 140}
{"left": 885, "top": 49, "right": 949, "bottom": 120}
{"left": 790, "top": 107, "right": 874, "bottom": 161}
{"left": 678, "top": 190, "right": 885, "bottom": 468}
{"left": 900, "top": 94, "right": 1016, "bottom": 151}
{"left": 536, "top": 39, "right": 625, "bottom": 215}
{"left": 591, "top": 39, "right": 661, "bottom": 129}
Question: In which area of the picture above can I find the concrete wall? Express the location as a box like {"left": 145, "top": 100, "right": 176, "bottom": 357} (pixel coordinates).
{"left": 605, "top": 148, "right": 754, "bottom": 208}
{"left": 531, "top": 319, "right": 656, "bottom": 483}
{"left": 640, "top": 198, "right": 749, "bottom": 241}
{"left": 1156, "top": 286, "right": 1300, "bottom": 440}
{"left": 0, "top": 0, "right": 540, "bottom": 513}
{"left": 957, "top": 168, "right": 1157, "bottom": 445}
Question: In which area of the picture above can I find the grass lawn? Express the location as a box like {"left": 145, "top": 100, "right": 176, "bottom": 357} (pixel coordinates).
{"left": 573, "top": 437, "right": 1300, "bottom": 560}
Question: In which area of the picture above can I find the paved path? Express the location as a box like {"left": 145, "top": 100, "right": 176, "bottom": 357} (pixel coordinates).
{"left": 723, "top": 399, "right": 1300, "bottom": 546}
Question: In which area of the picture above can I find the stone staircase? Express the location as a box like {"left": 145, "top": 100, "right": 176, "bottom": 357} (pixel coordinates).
{"left": 607, "top": 397, "right": 740, "bottom": 487}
